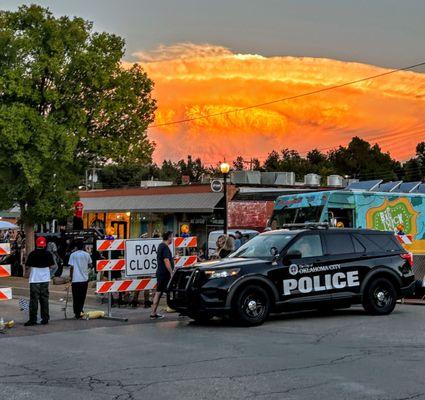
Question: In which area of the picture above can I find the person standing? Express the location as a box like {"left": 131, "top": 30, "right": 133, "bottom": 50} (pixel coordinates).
{"left": 234, "top": 231, "right": 243, "bottom": 250}
{"left": 150, "top": 231, "right": 174, "bottom": 320}
{"left": 68, "top": 240, "right": 92, "bottom": 319}
{"left": 25, "top": 236, "right": 55, "bottom": 326}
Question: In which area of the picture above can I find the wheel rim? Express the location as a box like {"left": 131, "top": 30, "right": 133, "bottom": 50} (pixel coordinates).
{"left": 242, "top": 292, "right": 266, "bottom": 319}
{"left": 373, "top": 285, "right": 393, "bottom": 308}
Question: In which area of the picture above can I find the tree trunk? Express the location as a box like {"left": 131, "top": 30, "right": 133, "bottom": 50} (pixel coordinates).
{"left": 24, "top": 221, "right": 35, "bottom": 254}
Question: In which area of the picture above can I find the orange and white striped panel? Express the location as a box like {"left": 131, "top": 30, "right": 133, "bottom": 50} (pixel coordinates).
{"left": 174, "top": 256, "right": 198, "bottom": 268}
{"left": 174, "top": 237, "right": 197, "bottom": 248}
{"left": 0, "top": 288, "right": 12, "bottom": 301}
{"left": 0, "top": 243, "right": 11, "bottom": 256}
{"left": 96, "top": 259, "right": 126, "bottom": 272}
{"left": 96, "top": 240, "right": 126, "bottom": 252}
{"left": 396, "top": 234, "right": 413, "bottom": 245}
{"left": 96, "top": 278, "right": 157, "bottom": 294}
{"left": 0, "top": 265, "right": 11, "bottom": 278}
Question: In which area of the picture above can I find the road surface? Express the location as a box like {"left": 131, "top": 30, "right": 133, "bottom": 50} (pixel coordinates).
{"left": 1, "top": 303, "right": 424, "bottom": 400}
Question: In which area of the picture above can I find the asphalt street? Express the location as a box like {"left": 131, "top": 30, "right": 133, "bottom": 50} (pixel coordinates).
{"left": 1, "top": 304, "right": 425, "bottom": 400}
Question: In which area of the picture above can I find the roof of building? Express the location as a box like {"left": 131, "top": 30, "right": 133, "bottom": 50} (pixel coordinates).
{"left": 80, "top": 192, "right": 224, "bottom": 213}
{"left": 79, "top": 184, "right": 218, "bottom": 198}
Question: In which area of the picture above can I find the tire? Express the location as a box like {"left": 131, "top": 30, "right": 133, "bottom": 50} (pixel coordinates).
{"left": 232, "top": 285, "right": 270, "bottom": 326}
{"left": 362, "top": 277, "right": 397, "bottom": 315}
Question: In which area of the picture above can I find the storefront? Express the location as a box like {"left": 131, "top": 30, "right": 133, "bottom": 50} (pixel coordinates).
{"left": 79, "top": 185, "right": 225, "bottom": 248}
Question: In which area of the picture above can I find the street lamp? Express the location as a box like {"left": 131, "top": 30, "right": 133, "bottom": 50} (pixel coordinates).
{"left": 220, "top": 162, "right": 230, "bottom": 234}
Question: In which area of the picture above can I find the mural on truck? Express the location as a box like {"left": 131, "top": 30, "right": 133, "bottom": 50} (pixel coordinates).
{"left": 272, "top": 191, "right": 425, "bottom": 254}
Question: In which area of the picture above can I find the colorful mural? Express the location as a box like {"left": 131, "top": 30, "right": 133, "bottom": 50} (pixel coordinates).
{"left": 273, "top": 190, "right": 425, "bottom": 254}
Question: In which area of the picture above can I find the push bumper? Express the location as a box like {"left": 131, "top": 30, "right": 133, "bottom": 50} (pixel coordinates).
{"left": 400, "top": 280, "right": 418, "bottom": 297}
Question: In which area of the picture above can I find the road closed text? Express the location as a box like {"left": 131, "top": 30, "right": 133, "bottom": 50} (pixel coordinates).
{"left": 283, "top": 271, "right": 360, "bottom": 296}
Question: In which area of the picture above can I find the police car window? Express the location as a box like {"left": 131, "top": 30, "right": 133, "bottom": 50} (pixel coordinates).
{"left": 230, "top": 233, "right": 295, "bottom": 259}
{"left": 324, "top": 234, "right": 355, "bottom": 255}
{"left": 363, "top": 234, "right": 402, "bottom": 252}
{"left": 355, "top": 234, "right": 383, "bottom": 252}
{"left": 352, "top": 237, "right": 366, "bottom": 253}
{"left": 286, "top": 234, "right": 323, "bottom": 258}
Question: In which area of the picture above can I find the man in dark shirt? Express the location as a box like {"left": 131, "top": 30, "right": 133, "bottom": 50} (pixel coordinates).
{"left": 25, "top": 236, "right": 55, "bottom": 326}
{"left": 150, "top": 231, "right": 174, "bottom": 320}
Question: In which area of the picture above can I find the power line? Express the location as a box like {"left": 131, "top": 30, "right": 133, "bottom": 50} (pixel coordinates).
{"left": 150, "top": 61, "right": 425, "bottom": 128}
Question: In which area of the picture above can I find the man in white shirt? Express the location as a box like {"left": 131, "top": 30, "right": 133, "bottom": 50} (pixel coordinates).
{"left": 69, "top": 240, "right": 92, "bottom": 319}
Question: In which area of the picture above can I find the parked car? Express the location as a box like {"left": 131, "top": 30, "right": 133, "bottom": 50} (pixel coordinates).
{"left": 207, "top": 229, "right": 258, "bottom": 258}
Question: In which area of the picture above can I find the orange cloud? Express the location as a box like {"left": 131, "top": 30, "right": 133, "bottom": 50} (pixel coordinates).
{"left": 131, "top": 43, "right": 425, "bottom": 163}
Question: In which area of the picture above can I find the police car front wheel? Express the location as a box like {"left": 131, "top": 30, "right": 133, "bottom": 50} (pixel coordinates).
{"left": 363, "top": 277, "right": 397, "bottom": 315}
{"left": 232, "top": 285, "right": 270, "bottom": 326}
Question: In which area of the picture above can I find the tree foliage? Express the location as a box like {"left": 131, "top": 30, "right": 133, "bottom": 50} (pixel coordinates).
{"left": 0, "top": 5, "right": 156, "bottom": 237}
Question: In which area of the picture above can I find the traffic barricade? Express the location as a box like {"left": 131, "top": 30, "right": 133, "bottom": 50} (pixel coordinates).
{"left": 95, "top": 236, "right": 199, "bottom": 319}
{"left": 174, "top": 236, "right": 198, "bottom": 268}
{"left": 0, "top": 243, "right": 12, "bottom": 302}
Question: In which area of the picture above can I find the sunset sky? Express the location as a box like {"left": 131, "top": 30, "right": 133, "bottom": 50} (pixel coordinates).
{"left": 4, "top": 1, "right": 425, "bottom": 163}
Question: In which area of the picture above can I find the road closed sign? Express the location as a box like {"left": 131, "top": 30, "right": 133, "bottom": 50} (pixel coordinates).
{"left": 125, "top": 238, "right": 163, "bottom": 277}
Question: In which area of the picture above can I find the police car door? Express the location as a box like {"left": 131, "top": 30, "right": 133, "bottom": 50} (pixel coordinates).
{"left": 280, "top": 232, "right": 331, "bottom": 305}
{"left": 321, "top": 232, "right": 364, "bottom": 300}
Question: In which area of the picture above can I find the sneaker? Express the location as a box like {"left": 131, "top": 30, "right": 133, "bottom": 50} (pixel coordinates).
{"left": 150, "top": 314, "right": 164, "bottom": 320}
{"left": 24, "top": 321, "right": 37, "bottom": 327}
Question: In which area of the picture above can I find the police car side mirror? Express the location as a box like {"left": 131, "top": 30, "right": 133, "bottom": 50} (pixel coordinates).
{"left": 284, "top": 250, "right": 302, "bottom": 262}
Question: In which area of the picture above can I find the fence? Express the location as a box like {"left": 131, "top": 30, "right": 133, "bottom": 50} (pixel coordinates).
{"left": 95, "top": 237, "right": 198, "bottom": 319}
{"left": 0, "top": 243, "right": 12, "bottom": 301}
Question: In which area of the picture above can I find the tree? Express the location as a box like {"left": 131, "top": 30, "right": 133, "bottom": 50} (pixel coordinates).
{"left": 0, "top": 5, "right": 156, "bottom": 250}
{"left": 233, "top": 156, "right": 245, "bottom": 171}
{"left": 328, "top": 137, "right": 399, "bottom": 181}
{"left": 416, "top": 142, "right": 425, "bottom": 179}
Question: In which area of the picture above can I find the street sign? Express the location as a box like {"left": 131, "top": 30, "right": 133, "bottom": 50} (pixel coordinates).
{"left": 125, "top": 238, "right": 162, "bottom": 277}
{"left": 211, "top": 179, "right": 223, "bottom": 193}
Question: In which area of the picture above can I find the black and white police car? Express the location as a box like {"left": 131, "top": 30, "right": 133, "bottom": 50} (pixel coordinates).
{"left": 167, "top": 225, "right": 417, "bottom": 326}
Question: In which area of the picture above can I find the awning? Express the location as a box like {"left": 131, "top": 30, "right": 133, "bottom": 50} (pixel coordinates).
{"left": 81, "top": 192, "right": 223, "bottom": 213}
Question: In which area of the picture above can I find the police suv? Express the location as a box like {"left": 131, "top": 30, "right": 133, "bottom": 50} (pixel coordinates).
{"left": 167, "top": 226, "right": 417, "bottom": 326}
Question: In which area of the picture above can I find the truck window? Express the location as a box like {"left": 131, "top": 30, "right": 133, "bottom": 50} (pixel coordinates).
{"left": 286, "top": 234, "right": 323, "bottom": 258}
{"left": 272, "top": 206, "right": 324, "bottom": 227}
{"left": 324, "top": 233, "right": 355, "bottom": 255}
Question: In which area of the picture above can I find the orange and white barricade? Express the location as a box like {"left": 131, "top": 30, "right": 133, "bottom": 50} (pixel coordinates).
{"left": 97, "top": 239, "right": 126, "bottom": 251}
{"left": 174, "top": 236, "right": 197, "bottom": 249}
{"left": 0, "top": 264, "right": 11, "bottom": 278}
{"left": 174, "top": 256, "right": 198, "bottom": 268}
{"left": 0, "top": 243, "right": 12, "bottom": 301}
{"left": 96, "top": 278, "right": 157, "bottom": 294}
{"left": 0, "top": 288, "right": 12, "bottom": 301}
{"left": 96, "top": 259, "right": 126, "bottom": 272}
{"left": 396, "top": 234, "right": 413, "bottom": 245}
{"left": 173, "top": 236, "right": 198, "bottom": 268}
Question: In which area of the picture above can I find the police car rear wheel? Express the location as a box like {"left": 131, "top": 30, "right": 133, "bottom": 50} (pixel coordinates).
{"left": 233, "top": 285, "right": 270, "bottom": 326}
{"left": 363, "top": 278, "right": 397, "bottom": 315}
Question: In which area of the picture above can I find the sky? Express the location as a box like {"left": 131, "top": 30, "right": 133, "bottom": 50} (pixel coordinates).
{"left": 3, "top": 1, "right": 425, "bottom": 163}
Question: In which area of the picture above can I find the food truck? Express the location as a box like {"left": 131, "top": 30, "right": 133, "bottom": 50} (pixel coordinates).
{"left": 270, "top": 181, "right": 425, "bottom": 281}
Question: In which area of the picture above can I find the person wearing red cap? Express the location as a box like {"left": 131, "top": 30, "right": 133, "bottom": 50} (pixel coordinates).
{"left": 24, "top": 236, "right": 55, "bottom": 326}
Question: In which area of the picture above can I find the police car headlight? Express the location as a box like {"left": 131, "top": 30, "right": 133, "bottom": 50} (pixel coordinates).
{"left": 205, "top": 268, "right": 240, "bottom": 280}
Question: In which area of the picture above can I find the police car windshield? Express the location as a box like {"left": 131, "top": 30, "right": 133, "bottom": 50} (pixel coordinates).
{"left": 230, "top": 233, "right": 295, "bottom": 260}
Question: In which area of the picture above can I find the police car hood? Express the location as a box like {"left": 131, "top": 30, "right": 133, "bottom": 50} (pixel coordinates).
{"left": 197, "top": 258, "right": 270, "bottom": 270}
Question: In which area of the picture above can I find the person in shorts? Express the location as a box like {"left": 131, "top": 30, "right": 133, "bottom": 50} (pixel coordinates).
{"left": 150, "top": 231, "right": 174, "bottom": 320}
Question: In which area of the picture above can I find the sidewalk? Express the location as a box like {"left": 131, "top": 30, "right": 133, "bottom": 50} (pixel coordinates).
{"left": 0, "top": 277, "right": 177, "bottom": 338}
{"left": 0, "top": 276, "right": 99, "bottom": 306}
